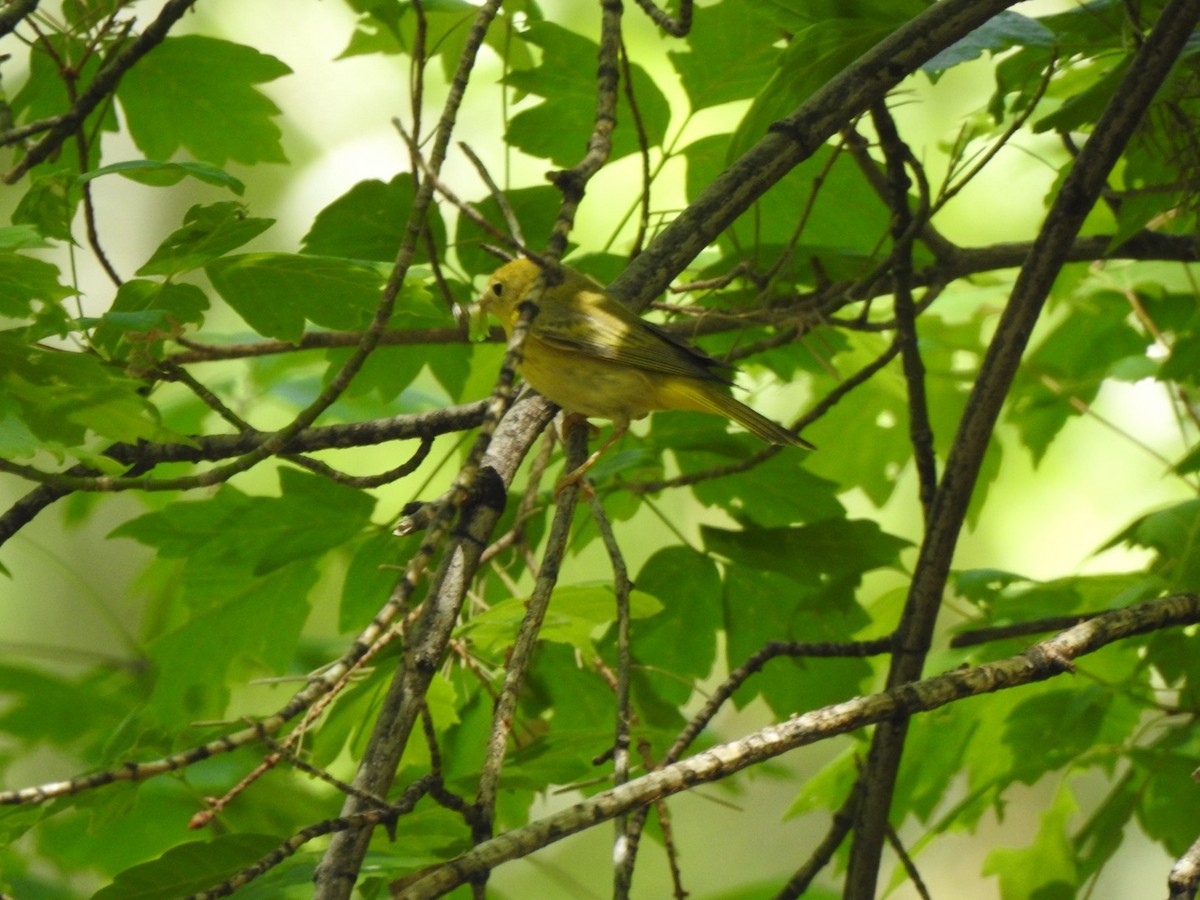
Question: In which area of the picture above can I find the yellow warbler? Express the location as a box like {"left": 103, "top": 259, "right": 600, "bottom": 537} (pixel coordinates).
{"left": 481, "top": 258, "right": 813, "bottom": 481}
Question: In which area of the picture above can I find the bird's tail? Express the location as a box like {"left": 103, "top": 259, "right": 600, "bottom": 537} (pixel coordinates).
{"left": 675, "top": 382, "right": 815, "bottom": 449}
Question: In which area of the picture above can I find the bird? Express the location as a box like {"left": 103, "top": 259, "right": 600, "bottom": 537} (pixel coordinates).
{"left": 479, "top": 257, "right": 813, "bottom": 488}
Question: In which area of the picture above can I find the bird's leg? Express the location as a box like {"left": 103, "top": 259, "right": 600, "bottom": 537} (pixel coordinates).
{"left": 554, "top": 416, "right": 627, "bottom": 497}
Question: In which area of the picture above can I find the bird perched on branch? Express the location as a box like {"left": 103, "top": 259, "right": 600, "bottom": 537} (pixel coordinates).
{"left": 480, "top": 257, "right": 813, "bottom": 488}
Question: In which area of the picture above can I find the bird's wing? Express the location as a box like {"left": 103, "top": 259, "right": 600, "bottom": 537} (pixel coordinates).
{"left": 533, "top": 281, "right": 734, "bottom": 384}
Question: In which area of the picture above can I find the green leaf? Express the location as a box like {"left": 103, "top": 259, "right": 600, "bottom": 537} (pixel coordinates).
{"left": 991, "top": 44, "right": 1056, "bottom": 121}
{"left": 423, "top": 341, "right": 477, "bottom": 402}
{"left": 1038, "top": 0, "right": 1127, "bottom": 44}
{"left": 461, "top": 584, "right": 661, "bottom": 659}
{"left": 1002, "top": 687, "right": 1112, "bottom": 784}
{"left": 339, "top": 0, "right": 482, "bottom": 82}
{"left": 785, "top": 744, "right": 862, "bottom": 819}
{"left": 685, "top": 140, "right": 893, "bottom": 276}
{"left": 0, "top": 398, "right": 44, "bottom": 460}
{"left": 322, "top": 340, "right": 428, "bottom": 405}
{"left": 952, "top": 572, "right": 1152, "bottom": 654}
{"left": 520, "top": 645, "right": 621, "bottom": 742}
{"left": 730, "top": 12, "right": 911, "bottom": 159}
{"left": 339, "top": 13, "right": 405, "bottom": 57}
{"left": 1161, "top": 332, "right": 1200, "bottom": 387}
{"left": 35, "top": 780, "right": 245, "bottom": 881}
{"left": 118, "top": 35, "right": 291, "bottom": 165}
{"left": 138, "top": 202, "right": 275, "bottom": 277}
{"left": 455, "top": 185, "right": 562, "bottom": 276}
{"left": 1145, "top": 628, "right": 1200, "bottom": 707}
{"left": 983, "top": 780, "right": 1079, "bottom": 900}
{"left": 0, "top": 806, "right": 47, "bottom": 850}
{"left": 339, "top": 529, "right": 411, "bottom": 631}
{"left": 113, "top": 469, "right": 376, "bottom": 579}
{"left": 0, "top": 252, "right": 75, "bottom": 318}
{"left": 0, "top": 665, "right": 127, "bottom": 747}
{"left": 1175, "top": 441, "right": 1200, "bottom": 476}
{"left": 1109, "top": 148, "right": 1179, "bottom": 251}
{"left": 301, "top": 174, "right": 446, "bottom": 264}
{"left": 1007, "top": 294, "right": 1145, "bottom": 462}
{"left": 205, "top": 252, "right": 389, "bottom": 342}
{"left": 703, "top": 518, "right": 910, "bottom": 588}
{"left": 758, "top": 345, "right": 907, "bottom": 508}
{"left": 683, "top": 450, "right": 845, "bottom": 528}
{"left": 722, "top": 567, "right": 872, "bottom": 716}
{"left": 505, "top": 22, "right": 669, "bottom": 167}
{"left": 923, "top": 11, "right": 1053, "bottom": 75}
{"left": 504, "top": 726, "right": 619, "bottom": 795}
{"left": 0, "top": 225, "right": 52, "bottom": 252}
{"left": 1133, "top": 731, "right": 1200, "bottom": 855}
{"left": 1105, "top": 499, "right": 1200, "bottom": 591}
{"left": 1074, "top": 774, "right": 1137, "bottom": 880}
{"left": 92, "top": 280, "right": 209, "bottom": 355}
{"left": 12, "top": 172, "right": 79, "bottom": 243}
{"left": 753, "top": 0, "right": 918, "bottom": 29}
{"left": 93, "top": 834, "right": 283, "bottom": 900}
{"left": 954, "top": 568, "right": 1031, "bottom": 606}
{"left": 9, "top": 34, "right": 115, "bottom": 173}
{"left": 632, "top": 547, "right": 722, "bottom": 704}
{"left": 78, "top": 160, "right": 245, "bottom": 195}
{"left": 145, "top": 559, "right": 317, "bottom": 722}
{"left": 1034, "top": 56, "right": 1131, "bottom": 135}
{"left": 667, "top": 1, "right": 780, "bottom": 111}
{"left": 0, "top": 336, "right": 179, "bottom": 453}
{"left": 893, "top": 704, "right": 977, "bottom": 823}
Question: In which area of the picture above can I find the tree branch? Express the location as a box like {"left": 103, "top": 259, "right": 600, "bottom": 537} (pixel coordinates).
{"left": 608, "top": 0, "right": 1026, "bottom": 308}
{"left": 871, "top": 100, "right": 939, "bottom": 520}
{"left": 0, "top": 402, "right": 487, "bottom": 548}
{"left": 846, "top": 3, "right": 1200, "bottom": 894}
{"left": 0, "top": 0, "right": 38, "bottom": 39}
{"left": 396, "top": 594, "right": 1200, "bottom": 898}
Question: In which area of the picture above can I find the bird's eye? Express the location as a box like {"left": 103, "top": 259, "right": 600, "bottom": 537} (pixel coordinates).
{"left": 491, "top": 282, "right": 503, "bottom": 296}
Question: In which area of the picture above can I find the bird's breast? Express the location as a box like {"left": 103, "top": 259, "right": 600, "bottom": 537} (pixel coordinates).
{"left": 519, "top": 336, "right": 656, "bottom": 422}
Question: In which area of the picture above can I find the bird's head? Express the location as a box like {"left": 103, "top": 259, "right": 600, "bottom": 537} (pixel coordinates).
{"left": 479, "top": 258, "right": 540, "bottom": 322}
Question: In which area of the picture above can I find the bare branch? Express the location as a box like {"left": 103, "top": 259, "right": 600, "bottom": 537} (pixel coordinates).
{"left": 397, "top": 594, "right": 1200, "bottom": 898}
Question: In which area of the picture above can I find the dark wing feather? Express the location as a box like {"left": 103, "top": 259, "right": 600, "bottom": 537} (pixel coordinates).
{"left": 532, "top": 274, "right": 733, "bottom": 385}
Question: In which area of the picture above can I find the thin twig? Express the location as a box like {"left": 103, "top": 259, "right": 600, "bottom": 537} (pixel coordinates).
{"left": 607, "top": 0, "right": 1033, "bottom": 310}
{"left": 472, "top": 422, "right": 588, "bottom": 849}
{"left": 459, "top": 141, "right": 524, "bottom": 247}
{"left": 619, "top": 38, "right": 653, "bottom": 257}
{"left": 774, "top": 780, "right": 862, "bottom": 899}
{"left": 870, "top": 99, "right": 937, "bottom": 519}
{"left": 629, "top": 0, "right": 692, "bottom": 36}
{"left": 282, "top": 438, "right": 433, "bottom": 489}
{"left": 950, "top": 613, "right": 1102, "bottom": 648}
{"left": 167, "top": 325, "right": 480, "bottom": 364}
{"left": 6, "top": 0, "right": 200, "bottom": 182}
{"left": 886, "top": 823, "right": 932, "bottom": 899}
{"left": 620, "top": 637, "right": 893, "bottom": 886}
{"left": 584, "top": 492, "right": 636, "bottom": 897}
{"left": 933, "top": 51, "right": 1057, "bottom": 213}
{"left": 185, "top": 778, "right": 437, "bottom": 900}
{"left": 542, "top": 0, "right": 622, "bottom": 264}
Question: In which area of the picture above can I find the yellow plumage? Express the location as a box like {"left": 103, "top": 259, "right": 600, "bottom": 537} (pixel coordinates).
{"left": 480, "top": 258, "right": 813, "bottom": 482}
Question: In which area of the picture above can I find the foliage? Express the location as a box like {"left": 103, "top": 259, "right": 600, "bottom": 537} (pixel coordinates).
{"left": 1, "top": 1, "right": 1199, "bottom": 898}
